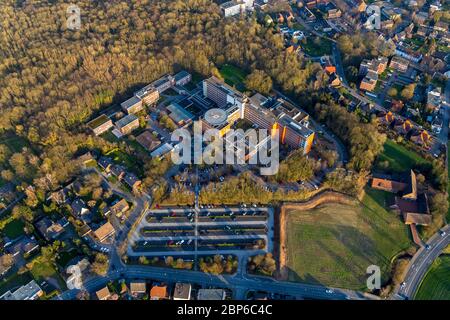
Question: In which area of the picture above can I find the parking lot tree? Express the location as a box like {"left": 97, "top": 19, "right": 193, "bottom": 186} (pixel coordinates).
{"left": 248, "top": 253, "right": 276, "bottom": 276}
{"left": 139, "top": 256, "right": 149, "bottom": 265}
{"left": 165, "top": 256, "right": 174, "bottom": 266}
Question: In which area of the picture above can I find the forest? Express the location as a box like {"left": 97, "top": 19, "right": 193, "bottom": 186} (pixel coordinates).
{"left": 0, "top": 0, "right": 326, "bottom": 193}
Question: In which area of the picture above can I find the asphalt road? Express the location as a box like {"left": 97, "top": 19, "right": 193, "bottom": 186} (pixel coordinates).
{"left": 57, "top": 263, "right": 370, "bottom": 301}
{"left": 396, "top": 224, "right": 450, "bottom": 299}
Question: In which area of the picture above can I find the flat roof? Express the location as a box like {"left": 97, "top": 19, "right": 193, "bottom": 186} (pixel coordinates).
{"left": 116, "top": 114, "right": 138, "bottom": 128}
{"left": 121, "top": 96, "right": 141, "bottom": 109}
{"left": 135, "top": 84, "right": 157, "bottom": 99}
{"left": 87, "top": 114, "right": 111, "bottom": 129}
{"left": 278, "top": 114, "right": 314, "bottom": 138}
{"left": 174, "top": 70, "right": 190, "bottom": 81}
{"left": 167, "top": 103, "right": 194, "bottom": 123}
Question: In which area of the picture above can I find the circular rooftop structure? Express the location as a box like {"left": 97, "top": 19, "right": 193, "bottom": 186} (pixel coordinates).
{"left": 204, "top": 108, "right": 228, "bottom": 127}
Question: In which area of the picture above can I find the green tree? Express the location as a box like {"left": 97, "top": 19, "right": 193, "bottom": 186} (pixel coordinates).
{"left": 244, "top": 70, "right": 273, "bottom": 95}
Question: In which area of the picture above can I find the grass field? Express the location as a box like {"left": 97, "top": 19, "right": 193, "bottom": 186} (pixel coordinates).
{"left": 0, "top": 272, "right": 33, "bottom": 296}
{"left": 219, "top": 64, "right": 248, "bottom": 92}
{"left": 106, "top": 148, "right": 140, "bottom": 172}
{"left": 300, "top": 37, "right": 332, "bottom": 57}
{"left": 375, "top": 139, "right": 429, "bottom": 173}
{"left": 415, "top": 255, "right": 450, "bottom": 300}
{"left": 285, "top": 189, "right": 411, "bottom": 290}
{"left": 0, "top": 134, "right": 29, "bottom": 154}
{"left": 29, "top": 256, "right": 66, "bottom": 290}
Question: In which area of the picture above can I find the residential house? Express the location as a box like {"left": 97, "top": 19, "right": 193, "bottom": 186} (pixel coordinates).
{"left": 98, "top": 157, "right": 114, "bottom": 172}
{"left": 130, "top": 282, "right": 147, "bottom": 297}
{"left": 7, "top": 236, "right": 40, "bottom": 258}
{"left": 359, "top": 57, "right": 388, "bottom": 76}
{"left": 360, "top": 70, "right": 378, "bottom": 91}
{"left": 173, "top": 283, "right": 191, "bottom": 300}
{"left": 96, "top": 286, "right": 112, "bottom": 300}
{"left": 93, "top": 222, "right": 115, "bottom": 243}
{"left": 121, "top": 96, "right": 143, "bottom": 114}
{"left": 381, "top": 20, "right": 395, "bottom": 30}
{"left": 413, "top": 11, "right": 428, "bottom": 25}
{"left": 433, "top": 21, "right": 448, "bottom": 33}
{"left": 394, "top": 119, "right": 413, "bottom": 135}
{"left": 47, "top": 188, "right": 70, "bottom": 205}
{"left": 327, "top": 8, "right": 342, "bottom": 19}
{"left": 391, "top": 193, "right": 432, "bottom": 226}
{"left": 416, "top": 26, "right": 429, "bottom": 38}
{"left": 115, "top": 114, "right": 139, "bottom": 135}
{"left": 70, "top": 199, "right": 91, "bottom": 218}
{"left": 0, "top": 280, "right": 43, "bottom": 300}
{"left": 328, "top": 73, "right": 341, "bottom": 87}
{"left": 110, "top": 198, "right": 129, "bottom": 218}
{"left": 35, "top": 217, "right": 65, "bottom": 241}
{"left": 410, "top": 130, "right": 431, "bottom": 148}
{"left": 110, "top": 164, "right": 127, "bottom": 180}
{"left": 123, "top": 172, "right": 142, "bottom": 192}
{"left": 395, "top": 45, "right": 423, "bottom": 63}
{"left": 324, "top": 65, "right": 336, "bottom": 74}
{"left": 389, "top": 56, "right": 409, "bottom": 73}
{"left": 101, "top": 206, "right": 111, "bottom": 217}
{"left": 377, "top": 111, "right": 395, "bottom": 126}
{"left": 426, "top": 85, "right": 442, "bottom": 112}
{"left": 150, "top": 285, "right": 168, "bottom": 300}
{"left": 355, "top": 0, "right": 367, "bottom": 12}
{"left": 197, "top": 289, "right": 226, "bottom": 300}
{"left": 87, "top": 115, "right": 113, "bottom": 136}
{"left": 382, "top": 6, "right": 402, "bottom": 21}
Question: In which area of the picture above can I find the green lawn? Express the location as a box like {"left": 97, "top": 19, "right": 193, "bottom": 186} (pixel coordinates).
{"left": 300, "top": 37, "right": 332, "bottom": 57}
{"left": 56, "top": 249, "right": 80, "bottom": 269}
{"left": 219, "top": 64, "right": 248, "bottom": 92}
{"left": 100, "top": 130, "right": 120, "bottom": 144}
{"left": 415, "top": 255, "right": 450, "bottom": 300}
{"left": 0, "top": 272, "right": 33, "bottom": 296}
{"left": 286, "top": 188, "right": 411, "bottom": 290}
{"left": 106, "top": 148, "right": 139, "bottom": 172}
{"left": 0, "top": 134, "right": 29, "bottom": 153}
{"left": 29, "top": 256, "right": 66, "bottom": 290}
{"left": 375, "top": 139, "right": 429, "bottom": 173}
{"left": 1, "top": 219, "right": 25, "bottom": 239}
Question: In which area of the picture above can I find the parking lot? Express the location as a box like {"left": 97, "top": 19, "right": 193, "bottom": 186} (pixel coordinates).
{"left": 127, "top": 206, "right": 273, "bottom": 258}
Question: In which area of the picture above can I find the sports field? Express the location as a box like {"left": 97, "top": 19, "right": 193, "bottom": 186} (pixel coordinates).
{"left": 415, "top": 255, "right": 450, "bottom": 300}
{"left": 286, "top": 189, "right": 411, "bottom": 290}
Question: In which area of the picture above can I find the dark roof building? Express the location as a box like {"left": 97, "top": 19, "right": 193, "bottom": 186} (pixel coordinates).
{"left": 35, "top": 217, "right": 65, "bottom": 241}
